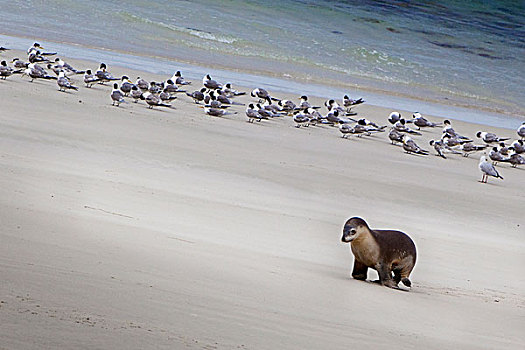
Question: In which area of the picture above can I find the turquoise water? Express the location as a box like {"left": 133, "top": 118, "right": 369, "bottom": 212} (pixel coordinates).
{"left": 0, "top": 0, "right": 523, "bottom": 122}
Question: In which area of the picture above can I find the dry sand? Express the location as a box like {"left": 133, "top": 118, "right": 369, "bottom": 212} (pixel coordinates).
{"left": 0, "top": 52, "right": 523, "bottom": 349}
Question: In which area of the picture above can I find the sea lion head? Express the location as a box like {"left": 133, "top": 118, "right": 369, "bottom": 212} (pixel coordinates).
{"left": 341, "top": 217, "right": 369, "bottom": 243}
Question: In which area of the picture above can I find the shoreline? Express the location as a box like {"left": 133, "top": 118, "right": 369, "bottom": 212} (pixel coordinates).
{"left": 1, "top": 33, "right": 522, "bottom": 130}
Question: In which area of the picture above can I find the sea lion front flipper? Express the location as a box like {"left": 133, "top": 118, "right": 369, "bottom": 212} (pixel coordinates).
{"left": 351, "top": 260, "right": 368, "bottom": 280}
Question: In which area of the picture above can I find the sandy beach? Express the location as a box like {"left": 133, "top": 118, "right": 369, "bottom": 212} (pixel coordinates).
{"left": 0, "top": 52, "right": 523, "bottom": 349}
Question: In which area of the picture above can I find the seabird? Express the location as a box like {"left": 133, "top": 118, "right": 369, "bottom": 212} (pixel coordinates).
{"left": 441, "top": 134, "right": 471, "bottom": 147}
{"left": 27, "top": 43, "right": 55, "bottom": 56}
{"left": 170, "top": 71, "right": 191, "bottom": 85}
{"left": 159, "top": 89, "right": 177, "bottom": 102}
{"left": 203, "top": 106, "right": 225, "bottom": 117}
{"left": 130, "top": 85, "right": 143, "bottom": 103}
{"left": 221, "top": 83, "right": 245, "bottom": 97}
{"left": 479, "top": 154, "right": 503, "bottom": 183}
{"left": 394, "top": 119, "right": 421, "bottom": 135}
{"left": 343, "top": 95, "right": 364, "bottom": 111}
{"left": 163, "top": 79, "right": 186, "bottom": 94}
{"left": 27, "top": 49, "right": 50, "bottom": 64}
{"left": 0, "top": 60, "right": 23, "bottom": 79}
{"left": 215, "top": 90, "right": 243, "bottom": 105}
{"left": 339, "top": 123, "right": 373, "bottom": 138}
{"left": 429, "top": 139, "right": 460, "bottom": 159}
{"left": 54, "top": 57, "right": 84, "bottom": 74}
{"left": 142, "top": 91, "right": 172, "bottom": 109}
{"left": 119, "top": 76, "right": 135, "bottom": 96}
{"left": 57, "top": 71, "right": 78, "bottom": 91}
{"left": 488, "top": 147, "right": 508, "bottom": 165}
{"left": 277, "top": 99, "right": 296, "bottom": 115}
{"left": 11, "top": 58, "right": 28, "bottom": 69}
{"left": 324, "top": 99, "right": 346, "bottom": 114}
{"left": 186, "top": 87, "right": 207, "bottom": 103}
{"left": 458, "top": 142, "right": 487, "bottom": 157}
{"left": 298, "top": 95, "right": 320, "bottom": 110}
{"left": 388, "top": 128, "right": 404, "bottom": 145}
{"left": 412, "top": 112, "right": 440, "bottom": 129}
{"left": 203, "top": 74, "right": 222, "bottom": 90}
{"left": 442, "top": 120, "right": 470, "bottom": 140}
{"left": 357, "top": 118, "right": 384, "bottom": 129}
{"left": 476, "top": 131, "right": 510, "bottom": 144}
{"left": 0, "top": 47, "right": 9, "bottom": 52}
{"left": 111, "top": 83, "right": 125, "bottom": 106}
{"left": 96, "top": 63, "right": 119, "bottom": 84}
{"left": 22, "top": 63, "right": 56, "bottom": 82}
{"left": 507, "top": 152, "right": 525, "bottom": 168}
{"left": 256, "top": 103, "right": 277, "bottom": 119}
{"left": 510, "top": 139, "right": 525, "bottom": 154}
{"left": 148, "top": 81, "right": 161, "bottom": 94}
{"left": 293, "top": 112, "right": 310, "bottom": 128}
{"left": 246, "top": 103, "right": 266, "bottom": 123}
{"left": 388, "top": 111, "right": 402, "bottom": 124}
{"left": 517, "top": 122, "right": 525, "bottom": 140}
{"left": 402, "top": 135, "right": 428, "bottom": 155}
{"left": 251, "top": 87, "right": 276, "bottom": 103}
{"left": 136, "top": 77, "right": 149, "bottom": 91}
{"left": 83, "top": 69, "right": 100, "bottom": 87}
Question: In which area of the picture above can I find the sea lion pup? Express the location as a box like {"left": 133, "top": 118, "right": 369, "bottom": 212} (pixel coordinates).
{"left": 341, "top": 217, "right": 417, "bottom": 289}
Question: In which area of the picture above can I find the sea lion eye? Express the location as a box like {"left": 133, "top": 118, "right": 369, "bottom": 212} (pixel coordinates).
{"left": 350, "top": 228, "right": 357, "bottom": 234}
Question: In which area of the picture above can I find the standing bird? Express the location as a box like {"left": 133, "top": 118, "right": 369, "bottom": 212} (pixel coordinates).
{"left": 110, "top": 83, "right": 125, "bottom": 106}
{"left": 119, "top": 76, "right": 135, "bottom": 96}
{"left": 476, "top": 131, "right": 510, "bottom": 144}
{"left": 130, "top": 85, "right": 143, "bottom": 103}
{"left": 402, "top": 135, "right": 429, "bottom": 155}
{"left": 83, "top": 69, "right": 100, "bottom": 87}
{"left": 0, "top": 60, "right": 22, "bottom": 79}
{"left": 57, "top": 71, "right": 78, "bottom": 92}
{"left": 479, "top": 155, "right": 503, "bottom": 183}
{"left": 54, "top": 57, "right": 84, "bottom": 74}
{"left": 246, "top": 103, "right": 264, "bottom": 123}
{"left": 517, "top": 122, "right": 525, "bottom": 140}
{"left": 136, "top": 77, "right": 149, "bottom": 91}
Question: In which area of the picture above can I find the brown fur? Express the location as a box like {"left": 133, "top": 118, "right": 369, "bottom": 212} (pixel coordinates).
{"left": 341, "top": 217, "right": 417, "bottom": 289}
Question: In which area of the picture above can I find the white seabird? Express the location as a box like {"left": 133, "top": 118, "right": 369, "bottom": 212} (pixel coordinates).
{"left": 479, "top": 154, "right": 503, "bottom": 183}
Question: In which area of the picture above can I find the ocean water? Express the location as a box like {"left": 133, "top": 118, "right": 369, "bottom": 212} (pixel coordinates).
{"left": 0, "top": 0, "right": 523, "bottom": 122}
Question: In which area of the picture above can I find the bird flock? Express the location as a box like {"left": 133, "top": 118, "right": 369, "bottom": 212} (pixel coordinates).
{"left": 1, "top": 42, "right": 524, "bottom": 184}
